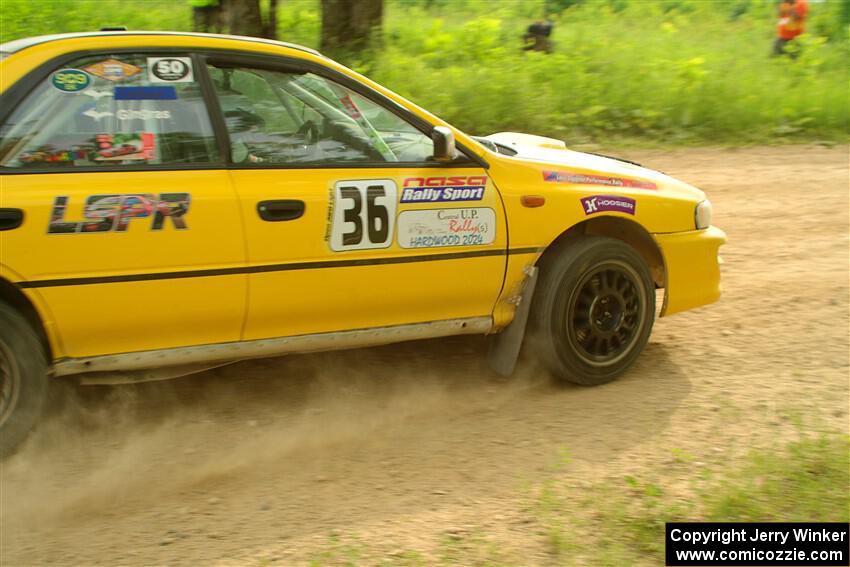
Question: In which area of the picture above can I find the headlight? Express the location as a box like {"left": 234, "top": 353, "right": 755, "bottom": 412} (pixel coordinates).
{"left": 695, "top": 199, "right": 712, "bottom": 229}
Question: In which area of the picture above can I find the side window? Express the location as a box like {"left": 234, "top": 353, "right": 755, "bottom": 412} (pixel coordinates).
{"left": 207, "top": 64, "right": 434, "bottom": 165}
{"left": 0, "top": 54, "right": 219, "bottom": 169}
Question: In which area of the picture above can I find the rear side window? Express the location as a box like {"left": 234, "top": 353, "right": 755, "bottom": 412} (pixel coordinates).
{"left": 0, "top": 54, "right": 219, "bottom": 169}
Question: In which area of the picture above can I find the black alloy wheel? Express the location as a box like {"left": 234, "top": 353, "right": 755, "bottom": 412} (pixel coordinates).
{"left": 567, "top": 261, "right": 643, "bottom": 366}
{"left": 528, "top": 236, "right": 655, "bottom": 386}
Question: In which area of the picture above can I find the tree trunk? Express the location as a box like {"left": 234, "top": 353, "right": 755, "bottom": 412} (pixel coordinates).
{"left": 320, "top": 0, "right": 383, "bottom": 55}
{"left": 221, "top": 0, "right": 265, "bottom": 38}
{"left": 265, "top": 0, "right": 278, "bottom": 39}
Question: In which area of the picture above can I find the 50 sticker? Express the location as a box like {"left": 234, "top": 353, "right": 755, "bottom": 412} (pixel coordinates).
{"left": 147, "top": 57, "right": 194, "bottom": 83}
{"left": 329, "top": 179, "right": 396, "bottom": 251}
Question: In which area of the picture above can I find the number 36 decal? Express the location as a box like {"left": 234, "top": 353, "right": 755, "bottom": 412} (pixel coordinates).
{"left": 330, "top": 179, "right": 397, "bottom": 251}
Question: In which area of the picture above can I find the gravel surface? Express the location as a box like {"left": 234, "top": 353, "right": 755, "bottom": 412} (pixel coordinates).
{"left": 2, "top": 145, "right": 848, "bottom": 566}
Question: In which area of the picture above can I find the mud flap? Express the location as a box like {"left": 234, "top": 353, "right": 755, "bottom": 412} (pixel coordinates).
{"left": 487, "top": 266, "right": 538, "bottom": 377}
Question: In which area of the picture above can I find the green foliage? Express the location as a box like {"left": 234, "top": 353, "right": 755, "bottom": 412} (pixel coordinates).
{"left": 579, "top": 432, "right": 850, "bottom": 563}
{"left": 371, "top": 0, "right": 849, "bottom": 144}
{"left": 275, "top": 3, "right": 321, "bottom": 47}
{"left": 809, "top": 0, "right": 850, "bottom": 40}
{"left": 305, "top": 431, "right": 850, "bottom": 566}
{"left": 545, "top": 0, "right": 584, "bottom": 14}
{"left": 0, "top": 0, "right": 190, "bottom": 40}
{"left": 699, "top": 434, "right": 850, "bottom": 522}
{"left": 1, "top": 0, "right": 848, "bottom": 144}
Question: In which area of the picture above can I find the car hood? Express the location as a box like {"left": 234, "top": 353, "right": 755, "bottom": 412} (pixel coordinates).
{"left": 482, "top": 132, "right": 706, "bottom": 202}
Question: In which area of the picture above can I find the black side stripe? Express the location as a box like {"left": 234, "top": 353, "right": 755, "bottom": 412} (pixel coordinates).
{"left": 17, "top": 247, "right": 544, "bottom": 289}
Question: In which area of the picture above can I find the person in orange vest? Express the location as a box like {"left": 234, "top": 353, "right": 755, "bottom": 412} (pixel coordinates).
{"left": 774, "top": 0, "right": 809, "bottom": 57}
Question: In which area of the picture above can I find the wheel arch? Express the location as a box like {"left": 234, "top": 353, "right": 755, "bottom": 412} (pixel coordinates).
{"left": 535, "top": 216, "right": 667, "bottom": 307}
{"left": 0, "top": 278, "right": 53, "bottom": 362}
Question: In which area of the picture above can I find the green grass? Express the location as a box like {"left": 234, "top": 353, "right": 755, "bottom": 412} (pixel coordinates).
{"left": 543, "top": 432, "right": 850, "bottom": 565}
{"left": 297, "top": 431, "right": 848, "bottom": 566}
{"left": 1, "top": 0, "right": 847, "bottom": 145}
{"left": 0, "top": 0, "right": 191, "bottom": 40}
{"left": 369, "top": 0, "right": 850, "bottom": 144}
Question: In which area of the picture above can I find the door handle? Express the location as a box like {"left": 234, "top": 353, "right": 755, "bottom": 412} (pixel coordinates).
{"left": 257, "top": 200, "right": 305, "bottom": 222}
{"left": 0, "top": 209, "right": 23, "bottom": 231}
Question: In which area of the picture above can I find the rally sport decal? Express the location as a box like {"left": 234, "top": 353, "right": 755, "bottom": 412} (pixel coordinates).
{"left": 399, "top": 176, "right": 486, "bottom": 203}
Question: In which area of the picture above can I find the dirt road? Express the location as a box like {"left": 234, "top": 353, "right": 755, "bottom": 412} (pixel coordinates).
{"left": 2, "top": 146, "right": 848, "bottom": 566}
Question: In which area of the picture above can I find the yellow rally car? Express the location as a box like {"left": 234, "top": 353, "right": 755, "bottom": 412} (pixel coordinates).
{"left": 0, "top": 31, "right": 725, "bottom": 455}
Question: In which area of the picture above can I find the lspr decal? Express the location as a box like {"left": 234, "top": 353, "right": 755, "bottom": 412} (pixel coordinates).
{"left": 47, "top": 193, "right": 190, "bottom": 234}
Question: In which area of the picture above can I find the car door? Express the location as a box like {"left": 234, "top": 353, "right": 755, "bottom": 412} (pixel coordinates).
{"left": 202, "top": 56, "right": 507, "bottom": 341}
{"left": 0, "top": 51, "right": 246, "bottom": 358}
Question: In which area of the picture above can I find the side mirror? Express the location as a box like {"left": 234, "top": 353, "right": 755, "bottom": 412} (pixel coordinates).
{"left": 431, "top": 126, "right": 456, "bottom": 162}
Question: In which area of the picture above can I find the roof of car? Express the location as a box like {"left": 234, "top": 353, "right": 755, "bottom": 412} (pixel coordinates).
{"left": 0, "top": 31, "right": 321, "bottom": 57}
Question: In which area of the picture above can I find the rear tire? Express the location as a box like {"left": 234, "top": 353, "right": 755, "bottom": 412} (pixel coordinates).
{"left": 0, "top": 302, "right": 48, "bottom": 457}
{"left": 528, "top": 236, "right": 655, "bottom": 386}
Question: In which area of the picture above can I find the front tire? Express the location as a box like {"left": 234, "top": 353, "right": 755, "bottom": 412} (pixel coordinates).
{"left": 528, "top": 236, "right": 655, "bottom": 386}
{"left": 0, "top": 302, "right": 48, "bottom": 457}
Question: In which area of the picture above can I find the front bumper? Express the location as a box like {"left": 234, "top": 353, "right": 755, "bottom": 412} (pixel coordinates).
{"left": 654, "top": 226, "right": 727, "bottom": 317}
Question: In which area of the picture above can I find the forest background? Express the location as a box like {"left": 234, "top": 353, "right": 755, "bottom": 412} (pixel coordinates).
{"left": 2, "top": 0, "right": 848, "bottom": 145}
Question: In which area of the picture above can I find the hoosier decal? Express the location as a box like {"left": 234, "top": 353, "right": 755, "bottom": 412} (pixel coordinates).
{"left": 400, "top": 176, "right": 486, "bottom": 203}
{"left": 580, "top": 195, "right": 636, "bottom": 215}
